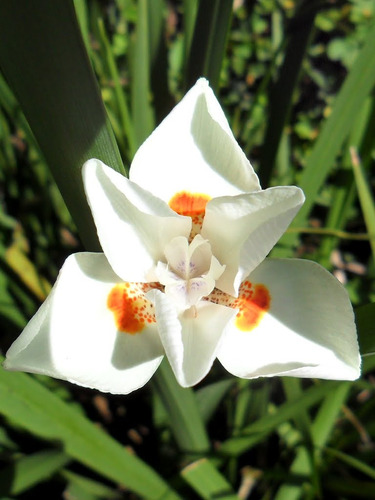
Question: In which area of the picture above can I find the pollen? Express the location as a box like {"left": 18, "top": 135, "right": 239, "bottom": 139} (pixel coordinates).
{"left": 107, "top": 282, "right": 161, "bottom": 334}
{"left": 234, "top": 281, "right": 271, "bottom": 331}
{"left": 169, "top": 191, "right": 211, "bottom": 240}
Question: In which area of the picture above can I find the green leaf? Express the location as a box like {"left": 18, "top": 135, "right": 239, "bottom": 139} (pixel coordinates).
{"left": 259, "top": 0, "right": 320, "bottom": 187}
{"left": 0, "top": 0, "right": 124, "bottom": 251}
{"left": 0, "top": 363, "right": 181, "bottom": 500}
{"left": 350, "top": 147, "right": 375, "bottom": 259}
{"left": 131, "top": 0, "right": 155, "bottom": 148}
{"left": 61, "top": 470, "right": 122, "bottom": 500}
{"left": 219, "top": 381, "right": 340, "bottom": 456}
{"left": 148, "top": 0, "right": 174, "bottom": 123}
{"left": 185, "top": 0, "right": 233, "bottom": 92}
{"left": 324, "top": 447, "right": 375, "bottom": 481}
{"left": 278, "top": 19, "right": 375, "bottom": 251}
{"left": 355, "top": 303, "right": 375, "bottom": 356}
{"left": 196, "top": 379, "right": 234, "bottom": 424}
{"left": 181, "top": 458, "right": 239, "bottom": 500}
{"left": 274, "top": 382, "right": 351, "bottom": 500}
{"left": 0, "top": 449, "right": 70, "bottom": 496}
{"left": 152, "top": 360, "right": 210, "bottom": 455}
{"left": 97, "top": 18, "right": 136, "bottom": 162}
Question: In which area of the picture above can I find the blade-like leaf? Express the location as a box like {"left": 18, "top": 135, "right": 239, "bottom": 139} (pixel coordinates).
{"left": 350, "top": 147, "right": 375, "bottom": 259}
{"left": 185, "top": 0, "right": 233, "bottom": 92}
{"left": 131, "top": 0, "right": 155, "bottom": 148}
{"left": 219, "top": 381, "right": 340, "bottom": 456}
{"left": 0, "top": 0, "right": 124, "bottom": 251}
{"left": 259, "top": 0, "right": 321, "bottom": 187}
{"left": 0, "top": 363, "right": 181, "bottom": 500}
{"left": 151, "top": 360, "right": 210, "bottom": 455}
{"left": 0, "top": 450, "right": 70, "bottom": 496}
{"left": 274, "top": 383, "right": 351, "bottom": 500}
{"left": 181, "top": 458, "right": 240, "bottom": 500}
{"left": 278, "top": 19, "right": 375, "bottom": 251}
{"left": 355, "top": 303, "right": 375, "bottom": 356}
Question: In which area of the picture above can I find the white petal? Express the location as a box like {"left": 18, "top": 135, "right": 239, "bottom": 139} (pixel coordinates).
{"left": 218, "top": 259, "right": 361, "bottom": 381}
{"left": 4, "top": 253, "right": 164, "bottom": 394}
{"left": 202, "top": 186, "right": 305, "bottom": 295}
{"left": 83, "top": 159, "right": 191, "bottom": 282}
{"left": 148, "top": 290, "right": 236, "bottom": 387}
{"left": 130, "top": 78, "right": 260, "bottom": 203}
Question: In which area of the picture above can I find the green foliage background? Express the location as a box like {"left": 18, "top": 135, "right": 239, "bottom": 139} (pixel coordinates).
{"left": 0, "top": 0, "right": 375, "bottom": 498}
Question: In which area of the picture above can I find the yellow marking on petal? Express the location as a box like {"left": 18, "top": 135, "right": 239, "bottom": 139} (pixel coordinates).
{"left": 234, "top": 281, "right": 271, "bottom": 331}
{"left": 169, "top": 191, "right": 211, "bottom": 239}
{"left": 107, "top": 282, "right": 161, "bottom": 334}
{"left": 207, "top": 281, "right": 271, "bottom": 331}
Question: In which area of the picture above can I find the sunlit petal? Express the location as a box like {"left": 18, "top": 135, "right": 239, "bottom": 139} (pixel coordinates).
{"left": 218, "top": 259, "right": 361, "bottom": 380}
{"left": 83, "top": 159, "right": 191, "bottom": 282}
{"left": 4, "top": 253, "right": 164, "bottom": 394}
{"left": 130, "top": 78, "right": 260, "bottom": 203}
{"left": 202, "top": 186, "right": 305, "bottom": 295}
{"left": 148, "top": 290, "right": 236, "bottom": 387}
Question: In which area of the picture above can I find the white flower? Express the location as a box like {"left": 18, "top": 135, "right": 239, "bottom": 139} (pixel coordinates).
{"left": 4, "top": 79, "right": 361, "bottom": 394}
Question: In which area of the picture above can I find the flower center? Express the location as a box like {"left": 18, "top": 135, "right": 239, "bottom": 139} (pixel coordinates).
{"left": 156, "top": 234, "right": 225, "bottom": 311}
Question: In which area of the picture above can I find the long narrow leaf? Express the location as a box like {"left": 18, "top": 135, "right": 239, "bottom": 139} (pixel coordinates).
{"left": 0, "top": 450, "right": 70, "bottom": 496}
{"left": 131, "top": 0, "right": 155, "bottom": 148}
{"left": 0, "top": 363, "right": 181, "bottom": 500}
{"left": 259, "top": 0, "right": 321, "bottom": 187}
{"left": 219, "top": 381, "right": 339, "bottom": 456}
{"left": 278, "top": 19, "right": 375, "bottom": 251}
{"left": 274, "top": 383, "right": 351, "bottom": 500}
{"left": 0, "top": 0, "right": 124, "bottom": 251}
{"left": 350, "top": 147, "right": 375, "bottom": 259}
{"left": 355, "top": 303, "right": 375, "bottom": 356}
{"left": 185, "top": 0, "right": 233, "bottom": 92}
{"left": 151, "top": 360, "right": 210, "bottom": 455}
{"left": 182, "top": 459, "right": 239, "bottom": 500}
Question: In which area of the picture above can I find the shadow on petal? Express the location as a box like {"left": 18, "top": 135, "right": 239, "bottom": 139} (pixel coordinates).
{"left": 111, "top": 329, "right": 164, "bottom": 371}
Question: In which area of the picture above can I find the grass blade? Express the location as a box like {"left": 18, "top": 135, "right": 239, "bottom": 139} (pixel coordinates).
{"left": 185, "top": 0, "right": 233, "bottom": 92}
{"left": 278, "top": 19, "right": 375, "bottom": 251}
{"left": 350, "top": 147, "right": 375, "bottom": 260}
{"left": 131, "top": 0, "right": 155, "bottom": 148}
{"left": 219, "top": 381, "right": 339, "bottom": 456}
{"left": 181, "top": 458, "right": 240, "bottom": 500}
{"left": 0, "top": 363, "right": 181, "bottom": 500}
{"left": 0, "top": 0, "right": 124, "bottom": 251}
{"left": 355, "top": 302, "right": 375, "bottom": 356}
{"left": 274, "top": 382, "right": 351, "bottom": 500}
{"left": 259, "top": 0, "right": 321, "bottom": 187}
{"left": 152, "top": 360, "right": 210, "bottom": 455}
{"left": 0, "top": 450, "right": 70, "bottom": 496}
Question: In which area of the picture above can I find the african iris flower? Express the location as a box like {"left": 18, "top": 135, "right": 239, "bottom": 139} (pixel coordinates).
{"left": 4, "top": 79, "right": 361, "bottom": 394}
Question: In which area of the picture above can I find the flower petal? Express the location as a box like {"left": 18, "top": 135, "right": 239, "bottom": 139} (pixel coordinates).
{"left": 148, "top": 290, "right": 237, "bottom": 387}
{"left": 202, "top": 186, "right": 305, "bottom": 295}
{"left": 4, "top": 253, "right": 164, "bottom": 394}
{"left": 83, "top": 159, "right": 191, "bottom": 282}
{"left": 217, "top": 259, "right": 361, "bottom": 381}
{"left": 129, "top": 78, "right": 260, "bottom": 203}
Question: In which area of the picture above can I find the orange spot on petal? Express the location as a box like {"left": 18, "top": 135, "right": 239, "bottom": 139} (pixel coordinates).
{"left": 169, "top": 191, "right": 211, "bottom": 240}
{"left": 107, "top": 282, "right": 160, "bottom": 334}
{"left": 235, "top": 281, "right": 271, "bottom": 331}
{"left": 169, "top": 191, "right": 211, "bottom": 217}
